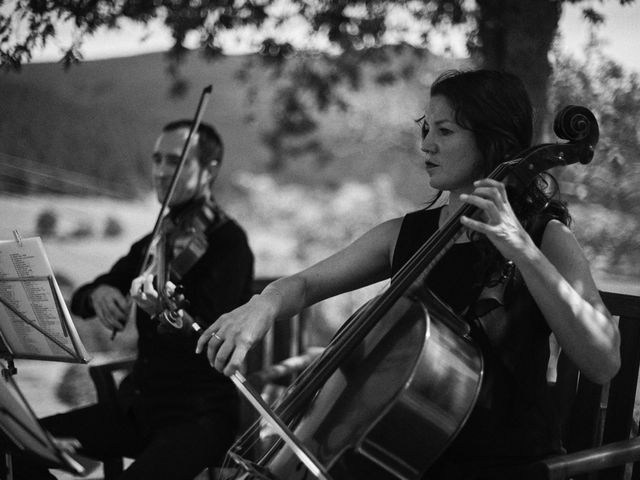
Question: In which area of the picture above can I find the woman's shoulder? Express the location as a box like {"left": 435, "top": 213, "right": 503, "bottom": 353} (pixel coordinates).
{"left": 527, "top": 201, "right": 571, "bottom": 246}
{"left": 539, "top": 218, "right": 578, "bottom": 252}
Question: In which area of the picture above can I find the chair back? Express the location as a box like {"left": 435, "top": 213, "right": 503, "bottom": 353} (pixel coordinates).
{"left": 243, "top": 277, "right": 312, "bottom": 379}
{"left": 240, "top": 278, "right": 313, "bottom": 431}
{"left": 553, "top": 291, "right": 640, "bottom": 480}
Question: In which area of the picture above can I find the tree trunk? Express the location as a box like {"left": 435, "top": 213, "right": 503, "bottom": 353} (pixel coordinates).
{"left": 475, "top": 0, "right": 562, "bottom": 141}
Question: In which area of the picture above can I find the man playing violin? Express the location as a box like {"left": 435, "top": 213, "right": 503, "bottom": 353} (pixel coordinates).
{"left": 13, "top": 121, "right": 254, "bottom": 480}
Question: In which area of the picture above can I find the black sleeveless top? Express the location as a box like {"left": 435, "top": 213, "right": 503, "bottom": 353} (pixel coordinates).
{"left": 391, "top": 208, "right": 563, "bottom": 479}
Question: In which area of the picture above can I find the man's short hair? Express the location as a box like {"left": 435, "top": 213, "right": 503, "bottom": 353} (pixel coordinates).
{"left": 162, "top": 120, "right": 224, "bottom": 167}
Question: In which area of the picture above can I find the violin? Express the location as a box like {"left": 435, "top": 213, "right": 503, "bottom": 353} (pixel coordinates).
{"left": 164, "top": 199, "right": 227, "bottom": 281}
{"left": 149, "top": 199, "right": 227, "bottom": 333}
{"left": 223, "top": 105, "right": 600, "bottom": 480}
{"left": 113, "top": 85, "right": 213, "bottom": 339}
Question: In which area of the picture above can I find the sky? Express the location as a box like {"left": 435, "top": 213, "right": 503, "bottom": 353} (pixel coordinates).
{"left": 25, "top": 2, "right": 640, "bottom": 75}
{"left": 559, "top": 1, "right": 640, "bottom": 73}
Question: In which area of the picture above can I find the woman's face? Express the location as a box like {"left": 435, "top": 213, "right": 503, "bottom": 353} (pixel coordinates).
{"left": 420, "top": 95, "right": 484, "bottom": 195}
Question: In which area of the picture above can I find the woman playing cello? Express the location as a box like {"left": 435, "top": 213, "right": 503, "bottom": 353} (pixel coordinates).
{"left": 196, "top": 69, "right": 620, "bottom": 479}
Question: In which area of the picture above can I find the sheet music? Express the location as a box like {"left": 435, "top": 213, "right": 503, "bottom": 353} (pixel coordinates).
{"left": 0, "top": 237, "right": 89, "bottom": 363}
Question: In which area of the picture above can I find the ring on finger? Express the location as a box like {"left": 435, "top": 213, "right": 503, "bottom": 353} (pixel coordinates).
{"left": 212, "top": 332, "right": 223, "bottom": 342}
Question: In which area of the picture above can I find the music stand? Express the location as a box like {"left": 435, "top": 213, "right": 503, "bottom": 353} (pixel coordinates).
{"left": 0, "top": 359, "right": 97, "bottom": 479}
{"left": 0, "top": 232, "right": 94, "bottom": 478}
{"left": 0, "top": 233, "right": 90, "bottom": 369}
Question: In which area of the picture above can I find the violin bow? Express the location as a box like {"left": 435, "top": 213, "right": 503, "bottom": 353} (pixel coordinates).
{"left": 111, "top": 85, "right": 213, "bottom": 340}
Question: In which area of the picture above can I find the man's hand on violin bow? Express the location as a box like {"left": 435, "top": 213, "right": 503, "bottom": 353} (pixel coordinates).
{"left": 196, "top": 295, "right": 276, "bottom": 376}
{"left": 130, "top": 274, "right": 164, "bottom": 318}
{"left": 90, "top": 285, "right": 131, "bottom": 332}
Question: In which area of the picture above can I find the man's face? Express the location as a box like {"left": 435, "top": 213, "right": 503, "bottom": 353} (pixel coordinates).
{"left": 152, "top": 128, "right": 212, "bottom": 207}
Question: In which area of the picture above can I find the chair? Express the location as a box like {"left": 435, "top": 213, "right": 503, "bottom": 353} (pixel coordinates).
{"left": 511, "top": 290, "right": 640, "bottom": 480}
{"left": 88, "top": 277, "right": 313, "bottom": 480}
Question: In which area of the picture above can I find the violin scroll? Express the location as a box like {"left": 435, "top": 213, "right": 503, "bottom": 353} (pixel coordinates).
{"left": 552, "top": 105, "right": 599, "bottom": 164}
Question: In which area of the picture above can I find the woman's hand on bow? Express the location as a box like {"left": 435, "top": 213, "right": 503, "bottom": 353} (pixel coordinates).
{"left": 196, "top": 294, "right": 278, "bottom": 376}
{"left": 459, "top": 178, "right": 535, "bottom": 262}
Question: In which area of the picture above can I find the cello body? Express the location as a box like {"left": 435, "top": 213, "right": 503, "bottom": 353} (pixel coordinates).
{"left": 237, "top": 290, "right": 483, "bottom": 480}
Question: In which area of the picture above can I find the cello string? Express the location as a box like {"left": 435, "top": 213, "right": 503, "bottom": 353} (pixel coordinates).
{"left": 227, "top": 421, "right": 262, "bottom": 465}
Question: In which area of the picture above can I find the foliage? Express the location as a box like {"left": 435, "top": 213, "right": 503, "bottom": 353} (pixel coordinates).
{"left": 550, "top": 41, "right": 640, "bottom": 194}
{"left": 226, "top": 172, "right": 411, "bottom": 341}
{"left": 0, "top": 49, "right": 439, "bottom": 201}
{"left": 549, "top": 36, "right": 640, "bottom": 273}
{"left": 1, "top": 1, "right": 467, "bottom": 165}
{"left": 2, "top": 0, "right": 466, "bottom": 105}
{"left": 55, "top": 363, "right": 96, "bottom": 407}
{"left": 104, "top": 216, "right": 124, "bottom": 238}
{"left": 0, "top": 81, "right": 147, "bottom": 199}
{"left": 69, "top": 220, "right": 93, "bottom": 239}
{"left": 35, "top": 208, "right": 58, "bottom": 237}
{"left": 569, "top": 204, "right": 639, "bottom": 277}
{"left": 3, "top": 2, "right": 639, "bottom": 280}
{"left": 230, "top": 171, "right": 410, "bottom": 271}
{"left": 2, "top": 1, "right": 466, "bottom": 68}
{"left": 254, "top": 43, "right": 431, "bottom": 170}
{"left": 551, "top": 48, "right": 640, "bottom": 211}
{"left": 224, "top": 171, "right": 636, "bottom": 338}
{"left": 4, "top": 0, "right": 631, "bottom": 160}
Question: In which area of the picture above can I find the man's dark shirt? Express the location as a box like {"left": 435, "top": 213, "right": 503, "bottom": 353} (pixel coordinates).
{"left": 71, "top": 213, "right": 254, "bottom": 428}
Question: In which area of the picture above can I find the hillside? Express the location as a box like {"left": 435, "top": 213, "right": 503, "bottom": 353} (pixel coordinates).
{"left": 0, "top": 48, "right": 465, "bottom": 204}
{"left": 2, "top": 49, "right": 638, "bottom": 279}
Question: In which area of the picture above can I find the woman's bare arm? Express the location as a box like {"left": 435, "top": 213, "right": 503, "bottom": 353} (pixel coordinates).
{"left": 196, "top": 217, "right": 403, "bottom": 375}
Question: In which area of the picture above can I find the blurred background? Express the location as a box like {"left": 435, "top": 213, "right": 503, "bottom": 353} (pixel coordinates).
{"left": 1, "top": 1, "right": 639, "bottom": 476}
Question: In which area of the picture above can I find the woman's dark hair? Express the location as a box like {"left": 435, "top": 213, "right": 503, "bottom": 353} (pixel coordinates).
{"left": 163, "top": 120, "right": 224, "bottom": 167}
{"left": 430, "top": 69, "right": 533, "bottom": 173}
{"left": 426, "top": 69, "right": 571, "bottom": 287}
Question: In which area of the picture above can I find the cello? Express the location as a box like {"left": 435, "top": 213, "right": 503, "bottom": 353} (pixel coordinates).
{"left": 223, "top": 105, "right": 600, "bottom": 480}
